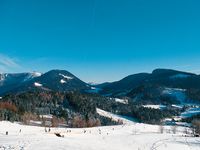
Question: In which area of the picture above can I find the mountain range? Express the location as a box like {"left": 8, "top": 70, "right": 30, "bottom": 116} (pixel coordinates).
{"left": 98, "top": 69, "right": 198, "bottom": 94}
{"left": 1, "top": 68, "right": 200, "bottom": 104}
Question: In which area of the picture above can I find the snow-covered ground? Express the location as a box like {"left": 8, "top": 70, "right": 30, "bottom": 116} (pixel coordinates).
{"left": 34, "top": 82, "right": 42, "bottom": 87}
{"left": 0, "top": 109, "right": 199, "bottom": 150}
{"left": 114, "top": 98, "right": 128, "bottom": 104}
{"left": 60, "top": 79, "right": 66, "bottom": 84}
{"left": 59, "top": 73, "right": 73, "bottom": 80}
{"left": 96, "top": 108, "right": 137, "bottom": 124}
{"left": 31, "top": 72, "right": 42, "bottom": 77}
{"left": 143, "top": 105, "right": 167, "bottom": 110}
{"left": 181, "top": 107, "right": 200, "bottom": 118}
{"left": 0, "top": 121, "right": 199, "bottom": 150}
{"left": 86, "top": 87, "right": 102, "bottom": 93}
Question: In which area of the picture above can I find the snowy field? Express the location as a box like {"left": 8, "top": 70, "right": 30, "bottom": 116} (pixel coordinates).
{"left": 0, "top": 110, "right": 200, "bottom": 150}
{"left": 0, "top": 121, "right": 199, "bottom": 150}
{"left": 0, "top": 108, "right": 199, "bottom": 150}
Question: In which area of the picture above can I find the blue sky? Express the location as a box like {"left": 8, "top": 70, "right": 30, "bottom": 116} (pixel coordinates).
{"left": 0, "top": 0, "right": 200, "bottom": 83}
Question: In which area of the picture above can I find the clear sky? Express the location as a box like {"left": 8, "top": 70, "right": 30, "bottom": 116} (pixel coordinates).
{"left": 0, "top": 0, "right": 200, "bottom": 83}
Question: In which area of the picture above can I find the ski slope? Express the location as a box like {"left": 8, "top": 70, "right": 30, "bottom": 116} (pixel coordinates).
{"left": 0, "top": 109, "right": 199, "bottom": 150}
{"left": 96, "top": 108, "right": 137, "bottom": 125}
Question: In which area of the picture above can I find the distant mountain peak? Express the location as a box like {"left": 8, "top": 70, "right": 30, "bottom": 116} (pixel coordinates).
{"left": 0, "top": 69, "right": 91, "bottom": 95}
{"left": 31, "top": 71, "right": 42, "bottom": 77}
{"left": 98, "top": 68, "right": 200, "bottom": 97}
{"left": 1, "top": 68, "right": 200, "bottom": 97}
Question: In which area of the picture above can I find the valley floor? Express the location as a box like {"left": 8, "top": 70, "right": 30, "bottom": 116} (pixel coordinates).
{"left": 0, "top": 121, "right": 199, "bottom": 150}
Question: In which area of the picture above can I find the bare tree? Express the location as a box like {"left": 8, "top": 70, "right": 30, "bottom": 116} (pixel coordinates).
{"left": 159, "top": 125, "right": 164, "bottom": 134}
{"left": 184, "top": 127, "right": 188, "bottom": 135}
{"left": 192, "top": 120, "right": 200, "bottom": 136}
{"left": 51, "top": 116, "right": 59, "bottom": 127}
{"left": 171, "top": 125, "right": 177, "bottom": 134}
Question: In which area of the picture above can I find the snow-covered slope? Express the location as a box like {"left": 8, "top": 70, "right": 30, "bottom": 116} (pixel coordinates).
{"left": 0, "top": 72, "right": 42, "bottom": 95}
{"left": 114, "top": 98, "right": 128, "bottom": 104}
{"left": 0, "top": 70, "right": 90, "bottom": 95}
{"left": 34, "top": 82, "right": 43, "bottom": 87}
{"left": 0, "top": 121, "right": 199, "bottom": 150}
{"left": 162, "top": 88, "right": 187, "bottom": 103}
{"left": 96, "top": 108, "right": 136, "bottom": 125}
{"left": 60, "top": 79, "right": 66, "bottom": 84}
{"left": 29, "top": 70, "right": 90, "bottom": 92}
{"left": 59, "top": 73, "right": 73, "bottom": 80}
{"left": 31, "top": 72, "right": 42, "bottom": 77}
{"left": 181, "top": 107, "right": 200, "bottom": 118}
{"left": 143, "top": 105, "right": 167, "bottom": 109}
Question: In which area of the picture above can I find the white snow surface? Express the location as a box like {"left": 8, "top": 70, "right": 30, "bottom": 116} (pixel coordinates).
{"left": 86, "top": 87, "right": 102, "bottom": 93}
{"left": 59, "top": 73, "right": 73, "bottom": 80}
{"left": 31, "top": 72, "right": 42, "bottom": 77}
{"left": 60, "top": 79, "right": 66, "bottom": 84}
{"left": 172, "top": 104, "right": 184, "bottom": 109}
{"left": 34, "top": 82, "right": 42, "bottom": 87}
{"left": 91, "top": 87, "right": 96, "bottom": 90}
{"left": 0, "top": 74, "right": 7, "bottom": 82}
{"left": 96, "top": 108, "right": 136, "bottom": 125}
{"left": 23, "top": 72, "right": 42, "bottom": 82}
{"left": 114, "top": 98, "right": 128, "bottom": 104}
{"left": 39, "top": 114, "right": 53, "bottom": 119}
{"left": 0, "top": 120, "right": 199, "bottom": 150}
{"left": 143, "top": 105, "right": 167, "bottom": 109}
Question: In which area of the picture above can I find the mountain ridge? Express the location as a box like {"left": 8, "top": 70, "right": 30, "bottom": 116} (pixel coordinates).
{"left": 0, "top": 69, "right": 90, "bottom": 95}
{"left": 1, "top": 68, "right": 200, "bottom": 100}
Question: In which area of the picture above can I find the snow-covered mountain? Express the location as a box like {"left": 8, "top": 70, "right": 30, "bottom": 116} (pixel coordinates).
{"left": 0, "top": 70, "right": 90, "bottom": 95}
{"left": 98, "top": 69, "right": 196, "bottom": 95}
{"left": 26, "top": 69, "right": 90, "bottom": 92}
{"left": 2, "top": 68, "right": 200, "bottom": 104}
{"left": 0, "top": 72, "right": 42, "bottom": 95}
